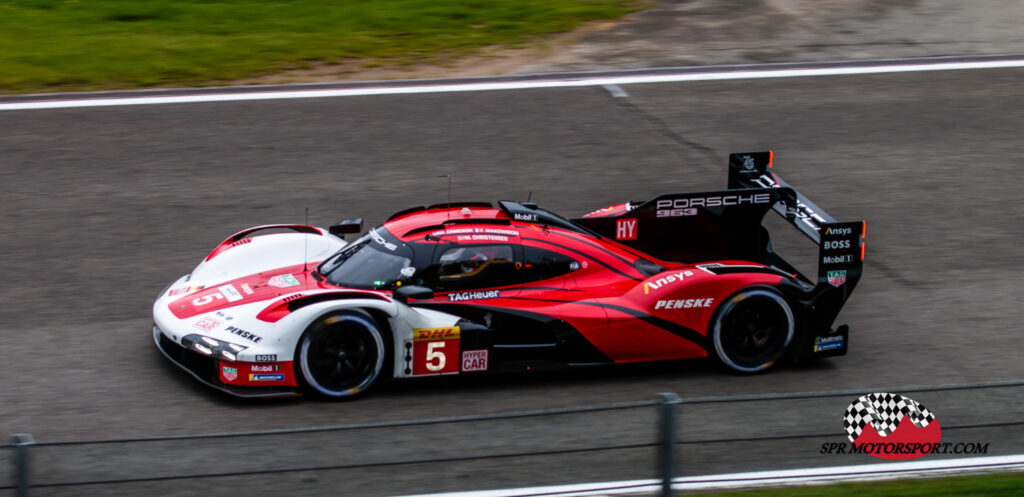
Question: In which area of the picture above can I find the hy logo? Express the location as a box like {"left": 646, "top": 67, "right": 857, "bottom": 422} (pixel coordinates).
{"left": 616, "top": 218, "right": 637, "bottom": 240}
{"left": 843, "top": 393, "right": 941, "bottom": 460}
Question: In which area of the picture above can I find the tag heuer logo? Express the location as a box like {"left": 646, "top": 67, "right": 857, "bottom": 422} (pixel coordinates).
{"left": 827, "top": 270, "right": 847, "bottom": 287}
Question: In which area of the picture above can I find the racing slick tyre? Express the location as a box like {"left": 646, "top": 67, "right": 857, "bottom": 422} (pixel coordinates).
{"left": 297, "top": 310, "right": 387, "bottom": 399}
{"left": 710, "top": 287, "right": 794, "bottom": 373}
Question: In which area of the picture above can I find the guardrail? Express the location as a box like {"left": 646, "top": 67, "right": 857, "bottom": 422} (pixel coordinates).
{"left": 5, "top": 378, "right": 1024, "bottom": 497}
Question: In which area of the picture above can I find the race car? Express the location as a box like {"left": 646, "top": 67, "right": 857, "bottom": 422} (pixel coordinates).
{"left": 153, "top": 152, "right": 865, "bottom": 399}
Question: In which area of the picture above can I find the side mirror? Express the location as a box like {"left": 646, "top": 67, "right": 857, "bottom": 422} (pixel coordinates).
{"left": 329, "top": 218, "right": 363, "bottom": 239}
{"left": 394, "top": 285, "right": 434, "bottom": 303}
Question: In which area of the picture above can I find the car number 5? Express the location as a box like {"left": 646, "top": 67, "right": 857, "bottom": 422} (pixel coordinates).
{"left": 426, "top": 342, "right": 446, "bottom": 371}
{"left": 193, "top": 293, "right": 224, "bottom": 306}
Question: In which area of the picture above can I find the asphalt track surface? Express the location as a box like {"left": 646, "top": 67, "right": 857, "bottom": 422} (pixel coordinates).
{"left": 1, "top": 66, "right": 1024, "bottom": 496}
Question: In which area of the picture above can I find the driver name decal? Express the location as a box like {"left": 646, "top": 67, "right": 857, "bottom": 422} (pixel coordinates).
{"left": 431, "top": 227, "right": 520, "bottom": 237}
{"left": 448, "top": 290, "right": 500, "bottom": 302}
{"left": 457, "top": 234, "right": 510, "bottom": 242}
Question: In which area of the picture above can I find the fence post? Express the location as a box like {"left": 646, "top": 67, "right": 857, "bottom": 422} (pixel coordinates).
{"left": 658, "top": 393, "right": 681, "bottom": 497}
{"left": 12, "top": 434, "right": 34, "bottom": 497}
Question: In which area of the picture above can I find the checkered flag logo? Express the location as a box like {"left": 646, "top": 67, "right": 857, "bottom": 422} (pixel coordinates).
{"left": 843, "top": 393, "right": 935, "bottom": 442}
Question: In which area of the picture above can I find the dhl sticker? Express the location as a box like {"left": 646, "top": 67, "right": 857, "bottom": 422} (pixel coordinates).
{"left": 413, "top": 326, "right": 461, "bottom": 341}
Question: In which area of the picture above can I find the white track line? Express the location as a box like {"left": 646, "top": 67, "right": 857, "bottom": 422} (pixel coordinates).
{"left": 3, "top": 58, "right": 1024, "bottom": 111}
{"left": 396, "top": 454, "right": 1024, "bottom": 497}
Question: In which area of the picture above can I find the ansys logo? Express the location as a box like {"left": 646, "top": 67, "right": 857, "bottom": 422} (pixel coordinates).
{"left": 843, "top": 393, "right": 942, "bottom": 460}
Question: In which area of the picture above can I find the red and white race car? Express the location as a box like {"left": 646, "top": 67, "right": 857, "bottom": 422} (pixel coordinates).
{"left": 153, "top": 152, "right": 865, "bottom": 398}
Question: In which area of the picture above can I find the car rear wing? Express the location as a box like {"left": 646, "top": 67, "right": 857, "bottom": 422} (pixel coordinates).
{"left": 573, "top": 151, "right": 866, "bottom": 293}
{"left": 726, "top": 151, "right": 866, "bottom": 292}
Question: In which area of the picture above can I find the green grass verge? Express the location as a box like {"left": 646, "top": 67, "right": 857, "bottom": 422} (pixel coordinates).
{"left": 0, "top": 0, "right": 645, "bottom": 93}
{"left": 682, "top": 472, "right": 1024, "bottom": 497}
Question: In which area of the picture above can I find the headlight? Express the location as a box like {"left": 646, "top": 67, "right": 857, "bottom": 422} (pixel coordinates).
{"left": 181, "top": 334, "right": 247, "bottom": 358}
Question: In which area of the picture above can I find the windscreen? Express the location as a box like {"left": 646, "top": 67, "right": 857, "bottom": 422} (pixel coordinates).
{"left": 318, "top": 229, "right": 413, "bottom": 290}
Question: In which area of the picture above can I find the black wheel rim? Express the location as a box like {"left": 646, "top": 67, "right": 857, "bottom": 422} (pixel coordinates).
{"left": 720, "top": 295, "right": 790, "bottom": 369}
{"left": 305, "top": 321, "right": 379, "bottom": 392}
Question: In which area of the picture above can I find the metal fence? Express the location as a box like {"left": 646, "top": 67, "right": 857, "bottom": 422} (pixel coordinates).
{"left": 5, "top": 378, "right": 1024, "bottom": 497}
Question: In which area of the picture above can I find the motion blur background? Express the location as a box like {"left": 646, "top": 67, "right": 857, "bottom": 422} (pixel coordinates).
{"left": 1, "top": 1, "right": 1023, "bottom": 495}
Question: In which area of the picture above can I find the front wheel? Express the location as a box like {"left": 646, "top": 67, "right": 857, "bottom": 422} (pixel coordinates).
{"left": 297, "top": 311, "right": 387, "bottom": 399}
{"left": 711, "top": 288, "right": 794, "bottom": 373}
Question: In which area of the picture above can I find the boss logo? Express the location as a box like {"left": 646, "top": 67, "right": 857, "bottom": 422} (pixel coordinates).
{"left": 824, "top": 240, "right": 851, "bottom": 250}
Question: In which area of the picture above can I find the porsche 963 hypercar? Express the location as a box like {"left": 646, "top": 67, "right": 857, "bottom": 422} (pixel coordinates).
{"left": 153, "top": 152, "right": 865, "bottom": 398}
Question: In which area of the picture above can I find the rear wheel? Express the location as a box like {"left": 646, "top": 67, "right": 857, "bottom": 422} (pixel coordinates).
{"left": 711, "top": 288, "right": 794, "bottom": 373}
{"left": 297, "top": 311, "right": 386, "bottom": 399}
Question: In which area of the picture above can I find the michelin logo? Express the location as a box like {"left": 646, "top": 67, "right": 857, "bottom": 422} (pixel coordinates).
{"left": 814, "top": 335, "right": 845, "bottom": 352}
